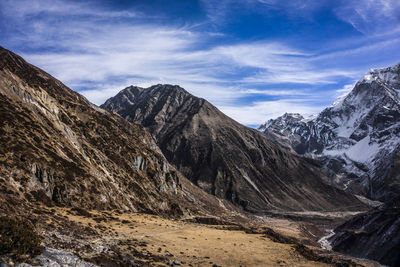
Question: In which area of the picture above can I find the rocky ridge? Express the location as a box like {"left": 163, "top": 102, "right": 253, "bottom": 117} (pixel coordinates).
{"left": 0, "top": 46, "right": 245, "bottom": 219}
{"left": 329, "top": 196, "right": 400, "bottom": 267}
{"left": 101, "top": 84, "right": 366, "bottom": 213}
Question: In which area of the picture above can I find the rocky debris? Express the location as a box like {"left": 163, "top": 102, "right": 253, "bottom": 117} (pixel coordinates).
{"left": 167, "top": 259, "right": 182, "bottom": 266}
{"left": 259, "top": 63, "right": 400, "bottom": 202}
{"left": 102, "top": 84, "right": 366, "bottom": 213}
{"left": 329, "top": 196, "right": 400, "bottom": 267}
{"left": 317, "top": 229, "right": 335, "bottom": 250}
{"left": 173, "top": 259, "right": 182, "bottom": 265}
{"left": 16, "top": 248, "right": 97, "bottom": 267}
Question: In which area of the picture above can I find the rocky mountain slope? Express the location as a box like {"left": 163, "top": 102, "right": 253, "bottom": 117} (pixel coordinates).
{"left": 329, "top": 196, "right": 400, "bottom": 267}
{"left": 0, "top": 46, "right": 243, "bottom": 219}
{"left": 0, "top": 46, "right": 301, "bottom": 266}
{"left": 259, "top": 63, "right": 400, "bottom": 202}
{"left": 101, "top": 84, "right": 365, "bottom": 213}
{"left": 0, "top": 47, "right": 378, "bottom": 267}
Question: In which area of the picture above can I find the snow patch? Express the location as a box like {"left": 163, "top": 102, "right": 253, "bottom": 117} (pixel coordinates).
{"left": 318, "top": 229, "right": 335, "bottom": 250}
{"left": 240, "top": 168, "right": 269, "bottom": 204}
{"left": 324, "top": 136, "right": 379, "bottom": 165}
{"left": 346, "top": 136, "right": 379, "bottom": 163}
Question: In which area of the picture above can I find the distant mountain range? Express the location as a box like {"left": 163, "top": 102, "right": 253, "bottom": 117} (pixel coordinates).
{"left": 259, "top": 63, "right": 400, "bottom": 202}
{"left": 101, "top": 84, "right": 364, "bottom": 213}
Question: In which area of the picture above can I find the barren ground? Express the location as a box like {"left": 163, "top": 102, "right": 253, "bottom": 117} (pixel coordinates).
{"left": 32, "top": 206, "right": 379, "bottom": 267}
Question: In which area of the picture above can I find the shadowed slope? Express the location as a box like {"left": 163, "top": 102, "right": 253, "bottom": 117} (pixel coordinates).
{"left": 102, "top": 84, "right": 366, "bottom": 212}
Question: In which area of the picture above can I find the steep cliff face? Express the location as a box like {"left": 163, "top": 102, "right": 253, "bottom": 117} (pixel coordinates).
{"left": 102, "top": 84, "right": 365, "bottom": 213}
{"left": 260, "top": 64, "right": 400, "bottom": 201}
{"left": 0, "top": 46, "right": 219, "bottom": 216}
{"left": 329, "top": 196, "right": 400, "bottom": 267}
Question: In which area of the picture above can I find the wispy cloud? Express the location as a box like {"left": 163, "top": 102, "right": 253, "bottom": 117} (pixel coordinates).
{"left": 202, "top": 0, "right": 400, "bottom": 36}
{"left": 336, "top": 84, "right": 355, "bottom": 95}
{"left": 334, "top": 0, "right": 400, "bottom": 35}
{"left": 200, "top": 0, "right": 326, "bottom": 24}
{"left": 1, "top": 0, "right": 398, "bottom": 126}
{"left": 241, "top": 69, "right": 359, "bottom": 85}
{"left": 220, "top": 99, "right": 325, "bottom": 125}
{"left": 0, "top": 0, "right": 140, "bottom": 19}
{"left": 240, "top": 89, "right": 310, "bottom": 96}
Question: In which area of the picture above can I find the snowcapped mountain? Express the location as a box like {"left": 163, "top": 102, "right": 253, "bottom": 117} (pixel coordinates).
{"left": 259, "top": 63, "right": 400, "bottom": 201}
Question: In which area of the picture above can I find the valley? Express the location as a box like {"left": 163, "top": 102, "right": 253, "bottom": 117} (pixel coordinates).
{"left": 5, "top": 205, "right": 379, "bottom": 267}
{"left": 0, "top": 45, "right": 398, "bottom": 267}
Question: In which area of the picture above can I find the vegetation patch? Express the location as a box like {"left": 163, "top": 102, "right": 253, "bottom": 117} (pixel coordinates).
{"left": 183, "top": 216, "right": 231, "bottom": 225}
{"left": 70, "top": 207, "right": 92, "bottom": 217}
{"left": 0, "top": 216, "right": 44, "bottom": 261}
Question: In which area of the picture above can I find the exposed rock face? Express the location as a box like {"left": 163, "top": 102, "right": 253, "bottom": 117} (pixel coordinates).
{"left": 102, "top": 84, "right": 365, "bottom": 213}
{"left": 259, "top": 64, "right": 400, "bottom": 202}
{"left": 0, "top": 46, "right": 220, "bottom": 216}
{"left": 329, "top": 196, "right": 400, "bottom": 267}
{"left": 17, "top": 247, "right": 98, "bottom": 267}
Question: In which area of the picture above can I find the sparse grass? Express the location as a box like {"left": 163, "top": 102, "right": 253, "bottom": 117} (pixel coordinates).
{"left": 0, "top": 216, "right": 44, "bottom": 261}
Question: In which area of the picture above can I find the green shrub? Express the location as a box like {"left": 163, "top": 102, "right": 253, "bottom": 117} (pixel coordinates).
{"left": 0, "top": 216, "right": 44, "bottom": 259}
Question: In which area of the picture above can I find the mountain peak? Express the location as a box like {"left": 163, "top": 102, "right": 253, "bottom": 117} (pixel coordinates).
{"left": 258, "top": 113, "right": 305, "bottom": 132}
{"left": 358, "top": 62, "right": 400, "bottom": 86}
{"left": 102, "top": 84, "right": 365, "bottom": 213}
{"left": 0, "top": 47, "right": 214, "bottom": 216}
{"left": 150, "top": 83, "right": 188, "bottom": 91}
{"left": 260, "top": 62, "right": 400, "bottom": 201}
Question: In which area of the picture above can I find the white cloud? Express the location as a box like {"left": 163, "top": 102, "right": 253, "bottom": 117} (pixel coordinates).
{"left": 330, "top": 83, "right": 355, "bottom": 107}
{"left": 0, "top": 0, "right": 140, "bottom": 19}
{"left": 220, "top": 99, "right": 325, "bottom": 125}
{"left": 212, "top": 42, "right": 309, "bottom": 70}
{"left": 242, "top": 69, "right": 359, "bottom": 85}
{"left": 240, "top": 89, "right": 310, "bottom": 96}
{"left": 2, "top": 0, "right": 398, "bottom": 126}
{"left": 311, "top": 38, "right": 400, "bottom": 64}
{"left": 336, "top": 84, "right": 354, "bottom": 95}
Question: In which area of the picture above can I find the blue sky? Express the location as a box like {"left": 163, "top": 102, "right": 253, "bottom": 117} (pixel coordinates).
{"left": 1, "top": 0, "right": 399, "bottom": 126}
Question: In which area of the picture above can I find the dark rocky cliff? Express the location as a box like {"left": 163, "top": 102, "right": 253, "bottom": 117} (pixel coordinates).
{"left": 329, "top": 196, "right": 400, "bottom": 267}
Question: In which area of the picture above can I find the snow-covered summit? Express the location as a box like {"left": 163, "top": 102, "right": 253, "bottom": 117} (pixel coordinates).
{"left": 259, "top": 63, "right": 400, "bottom": 201}
{"left": 258, "top": 113, "right": 304, "bottom": 132}
{"left": 358, "top": 63, "right": 400, "bottom": 86}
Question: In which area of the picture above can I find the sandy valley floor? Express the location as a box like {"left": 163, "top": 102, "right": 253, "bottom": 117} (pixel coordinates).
{"left": 30, "top": 206, "right": 380, "bottom": 267}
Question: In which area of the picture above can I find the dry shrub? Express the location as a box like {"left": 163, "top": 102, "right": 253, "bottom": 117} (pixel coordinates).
{"left": 0, "top": 216, "right": 44, "bottom": 260}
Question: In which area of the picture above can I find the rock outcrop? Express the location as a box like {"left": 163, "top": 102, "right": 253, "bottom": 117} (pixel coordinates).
{"left": 329, "top": 196, "right": 400, "bottom": 267}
